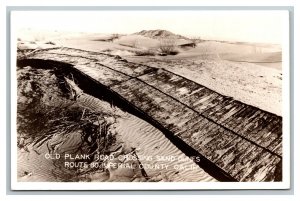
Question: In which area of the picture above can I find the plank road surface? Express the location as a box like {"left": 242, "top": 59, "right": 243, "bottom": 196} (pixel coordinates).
{"left": 17, "top": 47, "right": 282, "bottom": 182}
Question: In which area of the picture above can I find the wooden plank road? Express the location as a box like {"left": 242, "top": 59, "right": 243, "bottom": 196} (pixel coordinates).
{"left": 17, "top": 47, "right": 282, "bottom": 181}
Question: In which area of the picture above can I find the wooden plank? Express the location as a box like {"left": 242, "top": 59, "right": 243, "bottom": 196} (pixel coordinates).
{"left": 215, "top": 138, "right": 258, "bottom": 177}
{"left": 239, "top": 152, "right": 281, "bottom": 182}
{"left": 220, "top": 107, "right": 250, "bottom": 129}
{"left": 112, "top": 79, "right": 197, "bottom": 135}
{"left": 231, "top": 111, "right": 282, "bottom": 155}
{"left": 140, "top": 69, "right": 228, "bottom": 115}
{"left": 222, "top": 105, "right": 258, "bottom": 132}
{"left": 210, "top": 101, "right": 245, "bottom": 124}
{"left": 74, "top": 64, "right": 130, "bottom": 86}
{"left": 192, "top": 93, "right": 220, "bottom": 112}
{"left": 101, "top": 60, "right": 152, "bottom": 77}
{"left": 28, "top": 52, "right": 132, "bottom": 86}
{"left": 29, "top": 52, "right": 94, "bottom": 65}
{"left": 267, "top": 139, "right": 282, "bottom": 156}
{"left": 139, "top": 70, "right": 206, "bottom": 104}
{"left": 39, "top": 48, "right": 152, "bottom": 77}
{"left": 214, "top": 138, "right": 281, "bottom": 181}
{"left": 177, "top": 121, "right": 221, "bottom": 155}
{"left": 201, "top": 97, "right": 233, "bottom": 117}
{"left": 181, "top": 120, "right": 218, "bottom": 140}
{"left": 176, "top": 122, "right": 279, "bottom": 181}
{"left": 217, "top": 104, "right": 247, "bottom": 124}
{"left": 139, "top": 67, "right": 282, "bottom": 181}
{"left": 266, "top": 123, "right": 282, "bottom": 156}
{"left": 239, "top": 113, "right": 276, "bottom": 143}
{"left": 230, "top": 146, "right": 264, "bottom": 180}
{"left": 192, "top": 128, "right": 239, "bottom": 162}
{"left": 172, "top": 116, "right": 207, "bottom": 136}
{"left": 256, "top": 117, "right": 282, "bottom": 142}
{"left": 165, "top": 107, "right": 198, "bottom": 129}
{"left": 47, "top": 47, "right": 109, "bottom": 61}
{"left": 233, "top": 109, "right": 264, "bottom": 134}
{"left": 163, "top": 71, "right": 201, "bottom": 94}
{"left": 193, "top": 95, "right": 225, "bottom": 114}
{"left": 268, "top": 136, "right": 282, "bottom": 156}
{"left": 202, "top": 98, "right": 235, "bottom": 121}
{"left": 139, "top": 71, "right": 187, "bottom": 100}
{"left": 138, "top": 67, "right": 282, "bottom": 156}
{"left": 114, "top": 73, "right": 283, "bottom": 181}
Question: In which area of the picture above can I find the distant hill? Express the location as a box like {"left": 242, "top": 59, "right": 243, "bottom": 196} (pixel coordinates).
{"left": 134, "top": 29, "right": 189, "bottom": 40}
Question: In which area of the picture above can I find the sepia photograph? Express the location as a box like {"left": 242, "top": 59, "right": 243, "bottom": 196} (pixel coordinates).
{"left": 11, "top": 10, "right": 289, "bottom": 189}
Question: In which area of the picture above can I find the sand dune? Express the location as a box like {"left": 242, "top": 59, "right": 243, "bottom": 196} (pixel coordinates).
{"left": 115, "top": 35, "right": 159, "bottom": 49}
{"left": 171, "top": 41, "right": 282, "bottom": 69}
{"left": 18, "top": 144, "right": 58, "bottom": 182}
{"left": 192, "top": 41, "right": 281, "bottom": 54}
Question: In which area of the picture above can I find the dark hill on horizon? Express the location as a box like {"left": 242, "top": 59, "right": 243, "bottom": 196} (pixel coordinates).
{"left": 134, "top": 29, "right": 190, "bottom": 40}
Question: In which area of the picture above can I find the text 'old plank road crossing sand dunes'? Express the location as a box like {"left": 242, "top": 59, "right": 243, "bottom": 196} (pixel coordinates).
{"left": 17, "top": 47, "right": 282, "bottom": 182}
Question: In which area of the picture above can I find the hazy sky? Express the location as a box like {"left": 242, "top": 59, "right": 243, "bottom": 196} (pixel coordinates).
{"left": 12, "top": 10, "right": 288, "bottom": 44}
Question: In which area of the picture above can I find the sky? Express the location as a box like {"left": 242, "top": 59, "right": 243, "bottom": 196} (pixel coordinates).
{"left": 12, "top": 10, "right": 288, "bottom": 44}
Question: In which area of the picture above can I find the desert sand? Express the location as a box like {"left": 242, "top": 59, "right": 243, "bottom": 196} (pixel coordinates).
{"left": 16, "top": 29, "right": 282, "bottom": 182}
